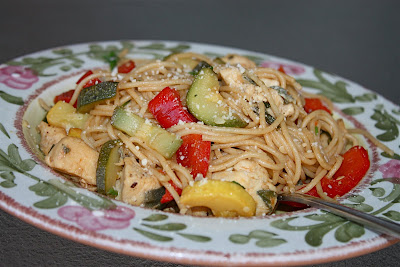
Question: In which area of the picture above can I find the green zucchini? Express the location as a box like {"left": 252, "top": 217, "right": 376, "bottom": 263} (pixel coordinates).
{"left": 190, "top": 61, "right": 213, "bottom": 76}
{"left": 186, "top": 67, "right": 247, "bottom": 127}
{"left": 257, "top": 189, "right": 278, "bottom": 215}
{"left": 96, "top": 139, "right": 122, "bottom": 195}
{"left": 77, "top": 81, "right": 118, "bottom": 113}
{"left": 111, "top": 105, "right": 182, "bottom": 159}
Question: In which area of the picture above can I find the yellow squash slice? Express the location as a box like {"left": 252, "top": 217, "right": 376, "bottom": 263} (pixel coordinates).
{"left": 180, "top": 180, "right": 256, "bottom": 217}
{"left": 47, "top": 101, "right": 89, "bottom": 130}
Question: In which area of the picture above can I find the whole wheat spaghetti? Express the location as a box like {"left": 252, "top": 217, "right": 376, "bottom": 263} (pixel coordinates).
{"left": 38, "top": 52, "right": 393, "bottom": 217}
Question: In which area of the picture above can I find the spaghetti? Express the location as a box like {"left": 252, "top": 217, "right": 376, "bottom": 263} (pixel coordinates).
{"left": 39, "top": 52, "right": 393, "bottom": 217}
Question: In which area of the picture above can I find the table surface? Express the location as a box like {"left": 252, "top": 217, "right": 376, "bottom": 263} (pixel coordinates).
{"left": 1, "top": 0, "right": 399, "bottom": 266}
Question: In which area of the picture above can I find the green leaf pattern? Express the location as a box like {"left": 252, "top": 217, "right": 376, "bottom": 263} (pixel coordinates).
{"left": 297, "top": 69, "right": 355, "bottom": 103}
{"left": 229, "top": 230, "right": 287, "bottom": 247}
{"left": 134, "top": 214, "right": 211, "bottom": 243}
{"left": 371, "top": 105, "right": 400, "bottom": 142}
{"left": 6, "top": 41, "right": 191, "bottom": 76}
{"left": 0, "top": 91, "right": 24, "bottom": 105}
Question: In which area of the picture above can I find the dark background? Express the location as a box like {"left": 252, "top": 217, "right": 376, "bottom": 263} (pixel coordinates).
{"left": 0, "top": 0, "right": 399, "bottom": 266}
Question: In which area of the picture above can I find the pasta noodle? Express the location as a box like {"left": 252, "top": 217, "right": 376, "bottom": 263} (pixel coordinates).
{"left": 40, "top": 52, "right": 393, "bottom": 217}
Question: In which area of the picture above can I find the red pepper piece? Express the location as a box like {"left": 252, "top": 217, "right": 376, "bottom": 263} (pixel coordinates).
{"left": 53, "top": 89, "right": 77, "bottom": 108}
{"left": 278, "top": 65, "right": 286, "bottom": 74}
{"left": 304, "top": 98, "right": 332, "bottom": 114}
{"left": 148, "top": 87, "right": 197, "bottom": 128}
{"left": 176, "top": 134, "right": 211, "bottom": 179}
{"left": 160, "top": 180, "right": 182, "bottom": 204}
{"left": 118, "top": 60, "right": 136, "bottom": 73}
{"left": 283, "top": 146, "right": 370, "bottom": 207}
{"left": 76, "top": 70, "right": 101, "bottom": 88}
{"left": 319, "top": 146, "right": 370, "bottom": 198}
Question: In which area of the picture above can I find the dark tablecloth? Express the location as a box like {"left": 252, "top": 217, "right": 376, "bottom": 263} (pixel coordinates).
{"left": 1, "top": 0, "right": 399, "bottom": 266}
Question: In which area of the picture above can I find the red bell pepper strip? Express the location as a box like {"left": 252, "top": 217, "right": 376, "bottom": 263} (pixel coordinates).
{"left": 319, "top": 145, "right": 370, "bottom": 198}
{"left": 278, "top": 65, "right": 286, "bottom": 74}
{"left": 53, "top": 89, "right": 77, "bottom": 108}
{"left": 304, "top": 98, "right": 332, "bottom": 114}
{"left": 118, "top": 60, "right": 136, "bottom": 73}
{"left": 160, "top": 180, "right": 183, "bottom": 204}
{"left": 76, "top": 70, "right": 102, "bottom": 88}
{"left": 283, "top": 146, "right": 370, "bottom": 207}
{"left": 176, "top": 134, "right": 211, "bottom": 179}
{"left": 308, "top": 146, "right": 370, "bottom": 198}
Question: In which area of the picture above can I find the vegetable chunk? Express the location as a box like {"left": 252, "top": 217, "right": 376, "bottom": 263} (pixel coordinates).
{"left": 47, "top": 101, "right": 89, "bottom": 130}
{"left": 186, "top": 67, "right": 247, "bottom": 127}
{"left": 96, "top": 140, "right": 122, "bottom": 195}
{"left": 212, "top": 160, "right": 276, "bottom": 215}
{"left": 180, "top": 180, "right": 256, "bottom": 217}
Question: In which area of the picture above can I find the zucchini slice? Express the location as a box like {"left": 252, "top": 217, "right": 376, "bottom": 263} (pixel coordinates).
{"left": 77, "top": 81, "right": 118, "bottom": 113}
{"left": 186, "top": 67, "right": 247, "bottom": 127}
{"left": 96, "top": 139, "right": 122, "bottom": 195}
{"left": 111, "top": 105, "right": 182, "bottom": 159}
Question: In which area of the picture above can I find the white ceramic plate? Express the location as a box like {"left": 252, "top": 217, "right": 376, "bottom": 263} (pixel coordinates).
{"left": 0, "top": 40, "right": 399, "bottom": 266}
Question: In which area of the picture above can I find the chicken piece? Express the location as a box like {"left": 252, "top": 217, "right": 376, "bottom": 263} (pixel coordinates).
{"left": 118, "top": 157, "right": 161, "bottom": 206}
{"left": 220, "top": 67, "right": 268, "bottom": 103}
{"left": 37, "top": 121, "right": 67, "bottom": 155}
{"left": 211, "top": 160, "right": 276, "bottom": 216}
{"left": 45, "top": 136, "right": 98, "bottom": 187}
{"left": 268, "top": 88, "right": 295, "bottom": 117}
{"left": 220, "top": 66, "right": 295, "bottom": 120}
{"left": 221, "top": 54, "right": 257, "bottom": 69}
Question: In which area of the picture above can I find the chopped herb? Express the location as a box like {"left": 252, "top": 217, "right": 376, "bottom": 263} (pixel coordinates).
{"left": 243, "top": 74, "right": 257, "bottom": 85}
{"left": 103, "top": 51, "right": 119, "bottom": 70}
{"left": 269, "top": 86, "right": 295, "bottom": 104}
{"left": 257, "top": 190, "right": 277, "bottom": 213}
{"left": 48, "top": 144, "right": 55, "bottom": 153}
{"left": 231, "top": 181, "right": 245, "bottom": 189}
{"left": 144, "top": 187, "right": 167, "bottom": 210}
{"left": 253, "top": 102, "right": 275, "bottom": 125}
{"left": 265, "top": 113, "right": 276, "bottom": 125}
{"left": 315, "top": 126, "right": 319, "bottom": 135}
{"left": 107, "top": 188, "right": 119, "bottom": 197}
{"left": 190, "top": 61, "right": 213, "bottom": 76}
{"left": 62, "top": 145, "right": 70, "bottom": 154}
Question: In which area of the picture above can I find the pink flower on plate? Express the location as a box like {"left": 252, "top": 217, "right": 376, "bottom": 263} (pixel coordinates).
{"left": 379, "top": 159, "right": 400, "bottom": 178}
{"left": 0, "top": 65, "right": 39, "bottom": 89}
{"left": 260, "top": 61, "right": 306, "bottom": 76}
{"left": 57, "top": 205, "right": 135, "bottom": 231}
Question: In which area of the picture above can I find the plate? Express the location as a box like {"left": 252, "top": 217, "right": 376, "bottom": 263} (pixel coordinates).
{"left": 0, "top": 40, "right": 399, "bottom": 266}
